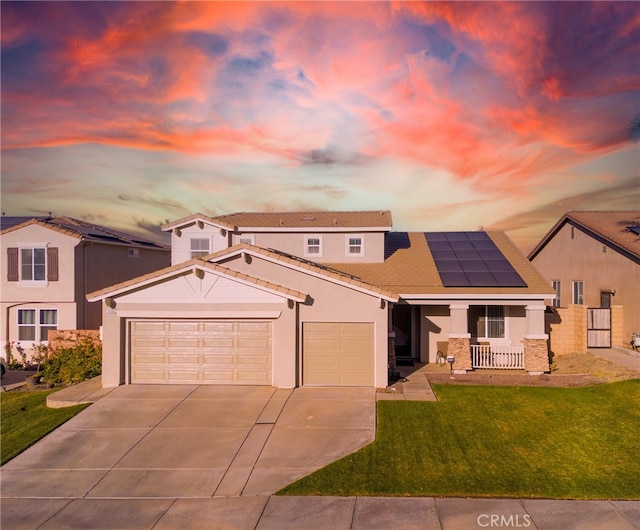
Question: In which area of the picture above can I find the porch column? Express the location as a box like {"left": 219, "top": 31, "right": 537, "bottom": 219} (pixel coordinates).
{"left": 388, "top": 303, "right": 396, "bottom": 376}
{"left": 448, "top": 304, "right": 471, "bottom": 373}
{"left": 523, "top": 304, "right": 549, "bottom": 375}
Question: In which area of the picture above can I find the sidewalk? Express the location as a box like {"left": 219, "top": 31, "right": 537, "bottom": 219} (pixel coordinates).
{"left": 593, "top": 347, "right": 640, "bottom": 372}
{"left": 2, "top": 494, "right": 638, "bottom": 529}
{"left": 46, "top": 376, "right": 115, "bottom": 408}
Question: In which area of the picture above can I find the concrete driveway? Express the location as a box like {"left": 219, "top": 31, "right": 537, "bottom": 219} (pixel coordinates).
{"left": 2, "top": 385, "right": 374, "bottom": 526}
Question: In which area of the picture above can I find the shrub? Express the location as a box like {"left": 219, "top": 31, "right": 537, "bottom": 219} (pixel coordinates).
{"left": 42, "top": 338, "right": 102, "bottom": 385}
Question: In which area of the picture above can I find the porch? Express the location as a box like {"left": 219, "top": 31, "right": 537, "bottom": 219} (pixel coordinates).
{"left": 389, "top": 301, "right": 550, "bottom": 377}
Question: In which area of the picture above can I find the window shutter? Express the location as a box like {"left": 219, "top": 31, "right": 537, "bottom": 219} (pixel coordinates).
{"left": 7, "top": 248, "right": 18, "bottom": 281}
{"left": 47, "top": 247, "right": 59, "bottom": 281}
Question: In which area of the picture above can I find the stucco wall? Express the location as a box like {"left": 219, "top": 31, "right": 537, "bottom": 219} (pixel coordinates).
{"left": 531, "top": 222, "right": 639, "bottom": 344}
{"left": 225, "top": 253, "right": 390, "bottom": 387}
{"left": 231, "top": 231, "right": 386, "bottom": 264}
{"left": 170, "top": 223, "right": 229, "bottom": 265}
{"left": 100, "top": 272, "right": 295, "bottom": 388}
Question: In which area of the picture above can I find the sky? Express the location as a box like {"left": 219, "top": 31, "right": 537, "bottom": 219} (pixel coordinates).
{"left": 1, "top": 1, "right": 639, "bottom": 252}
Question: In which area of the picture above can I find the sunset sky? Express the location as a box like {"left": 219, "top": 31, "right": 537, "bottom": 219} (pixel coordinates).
{"left": 2, "top": 1, "right": 639, "bottom": 251}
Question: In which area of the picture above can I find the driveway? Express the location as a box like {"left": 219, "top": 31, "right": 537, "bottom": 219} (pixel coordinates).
{"left": 1, "top": 385, "right": 374, "bottom": 525}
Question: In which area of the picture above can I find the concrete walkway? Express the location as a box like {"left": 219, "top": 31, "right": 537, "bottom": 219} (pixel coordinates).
{"left": 592, "top": 347, "right": 640, "bottom": 372}
{"left": 2, "top": 494, "right": 638, "bottom": 529}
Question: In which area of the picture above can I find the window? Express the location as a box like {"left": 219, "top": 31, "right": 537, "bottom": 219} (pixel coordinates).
{"left": 39, "top": 310, "right": 58, "bottom": 341}
{"left": 572, "top": 281, "right": 584, "bottom": 304}
{"left": 346, "top": 235, "right": 364, "bottom": 256}
{"left": 18, "top": 310, "right": 36, "bottom": 341}
{"left": 305, "top": 235, "right": 322, "bottom": 257}
{"left": 238, "top": 236, "right": 254, "bottom": 245}
{"left": 21, "top": 248, "right": 46, "bottom": 281}
{"left": 17, "top": 309, "right": 57, "bottom": 342}
{"left": 469, "top": 305, "right": 505, "bottom": 339}
{"left": 7, "top": 247, "right": 58, "bottom": 282}
{"left": 552, "top": 280, "right": 561, "bottom": 307}
{"left": 127, "top": 248, "right": 140, "bottom": 258}
{"left": 190, "top": 238, "right": 210, "bottom": 258}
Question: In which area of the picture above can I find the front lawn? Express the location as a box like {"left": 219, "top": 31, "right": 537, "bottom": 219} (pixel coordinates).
{"left": 279, "top": 380, "right": 640, "bottom": 499}
{"left": 1, "top": 390, "right": 89, "bottom": 465}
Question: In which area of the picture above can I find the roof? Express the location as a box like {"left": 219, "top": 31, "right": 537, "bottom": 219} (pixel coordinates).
{"left": 162, "top": 210, "right": 393, "bottom": 232}
{"left": 1, "top": 216, "right": 169, "bottom": 250}
{"left": 324, "top": 232, "right": 555, "bottom": 298}
{"left": 207, "top": 244, "right": 399, "bottom": 301}
{"left": 529, "top": 211, "right": 640, "bottom": 261}
{"left": 87, "top": 258, "right": 308, "bottom": 303}
{"left": 0, "top": 216, "right": 48, "bottom": 230}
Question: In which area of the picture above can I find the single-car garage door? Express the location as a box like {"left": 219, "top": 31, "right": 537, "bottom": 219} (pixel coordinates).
{"left": 303, "top": 322, "right": 374, "bottom": 386}
{"left": 130, "top": 320, "right": 272, "bottom": 384}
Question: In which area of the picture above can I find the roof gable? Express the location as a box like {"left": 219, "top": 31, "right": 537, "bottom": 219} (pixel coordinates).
{"left": 529, "top": 211, "right": 640, "bottom": 261}
{"left": 1, "top": 216, "right": 168, "bottom": 250}
{"left": 87, "top": 258, "right": 307, "bottom": 303}
{"left": 205, "top": 244, "right": 398, "bottom": 301}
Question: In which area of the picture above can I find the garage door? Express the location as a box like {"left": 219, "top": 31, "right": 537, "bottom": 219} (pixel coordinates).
{"left": 130, "top": 320, "right": 272, "bottom": 384}
{"left": 303, "top": 322, "right": 374, "bottom": 386}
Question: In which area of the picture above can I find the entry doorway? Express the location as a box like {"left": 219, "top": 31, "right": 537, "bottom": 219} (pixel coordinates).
{"left": 391, "top": 304, "right": 419, "bottom": 365}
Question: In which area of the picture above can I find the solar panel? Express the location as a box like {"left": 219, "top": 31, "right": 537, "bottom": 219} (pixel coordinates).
{"left": 425, "top": 232, "right": 527, "bottom": 288}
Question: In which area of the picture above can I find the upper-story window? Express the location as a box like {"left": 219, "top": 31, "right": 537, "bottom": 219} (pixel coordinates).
{"left": 190, "top": 238, "right": 210, "bottom": 258}
{"left": 21, "top": 248, "right": 46, "bottom": 280}
{"left": 304, "top": 235, "right": 323, "bottom": 257}
{"left": 7, "top": 247, "right": 58, "bottom": 283}
{"left": 572, "top": 281, "right": 584, "bottom": 305}
{"left": 346, "top": 235, "right": 364, "bottom": 257}
{"left": 238, "top": 236, "right": 254, "bottom": 245}
{"left": 552, "top": 280, "right": 561, "bottom": 307}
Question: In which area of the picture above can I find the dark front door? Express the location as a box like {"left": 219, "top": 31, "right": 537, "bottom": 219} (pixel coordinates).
{"left": 600, "top": 291, "right": 612, "bottom": 309}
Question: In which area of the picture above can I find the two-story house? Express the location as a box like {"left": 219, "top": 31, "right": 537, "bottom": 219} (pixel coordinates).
{"left": 88, "top": 210, "right": 555, "bottom": 389}
{"left": 529, "top": 211, "right": 640, "bottom": 354}
{"left": 1, "top": 216, "right": 170, "bottom": 363}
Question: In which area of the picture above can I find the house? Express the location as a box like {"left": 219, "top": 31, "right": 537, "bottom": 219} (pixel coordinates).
{"left": 88, "top": 211, "right": 555, "bottom": 389}
{"left": 1, "top": 216, "right": 170, "bottom": 362}
{"left": 529, "top": 211, "right": 640, "bottom": 354}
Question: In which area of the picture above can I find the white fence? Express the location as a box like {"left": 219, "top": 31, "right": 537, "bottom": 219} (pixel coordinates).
{"left": 471, "top": 344, "right": 524, "bottom": 369}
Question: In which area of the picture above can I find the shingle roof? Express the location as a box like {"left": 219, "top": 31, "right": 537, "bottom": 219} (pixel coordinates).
{"left": 162, "top": 210, "right": 393, "bottom": 231}
{"left": 325, "top": 232, "right": 555, "bottom": 296}
{"left": 86, "top": 258, "right": 308, "bottom": 302}
{"left": 529, "top": 211, "right": 640, "bottom": 261}
{"left": 1, "top": 216, "right": 168, "bottom": 250}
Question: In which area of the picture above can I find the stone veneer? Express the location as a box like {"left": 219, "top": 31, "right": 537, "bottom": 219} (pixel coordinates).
{"left": 447, "top": 336, "right": 471, "bottom": 372}
{"left": 523, "top": 338, "right": 550, "bottom": 374}
{"left": 48, "top": 330, "right": 101, "bottom": 352}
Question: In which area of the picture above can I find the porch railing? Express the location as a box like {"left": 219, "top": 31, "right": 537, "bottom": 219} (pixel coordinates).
{"left": 471, "top": 344, "right": 524, "bottom": 369}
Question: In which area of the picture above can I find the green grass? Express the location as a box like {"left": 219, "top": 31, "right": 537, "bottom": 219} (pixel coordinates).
{"left": 1, "top": 390, "right": 89, "bottom": 465}
{"left": 279, "top": 380, "right": 640, "bottom": 499}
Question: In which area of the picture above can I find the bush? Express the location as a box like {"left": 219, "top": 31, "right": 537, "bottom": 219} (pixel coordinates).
{"left": 42, "top": 338, "right": 102, "bottom": 385}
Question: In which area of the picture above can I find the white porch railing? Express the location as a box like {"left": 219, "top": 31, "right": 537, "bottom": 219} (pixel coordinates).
{"left": 471, "top": 344, "right": 524, "bottom": 369}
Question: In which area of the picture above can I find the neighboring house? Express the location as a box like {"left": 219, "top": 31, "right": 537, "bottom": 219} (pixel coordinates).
{"left": 1, "top": 216, "right": 170, "bottom": 362}
{"left": 88, "top": 211, "right": 555, "bottom": 389}
{"left": 529, "top": 211, "right": 640, "bottom": 354}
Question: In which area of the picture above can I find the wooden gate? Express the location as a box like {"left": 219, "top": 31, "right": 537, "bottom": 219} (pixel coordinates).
{"left": 587, "top": 308, "right": 611, "bottom": 348}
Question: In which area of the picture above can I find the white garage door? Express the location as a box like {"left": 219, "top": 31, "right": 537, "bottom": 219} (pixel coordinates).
{"left": 130, "top": 320, "right": 272, "bottom": 384}
{"left": 303, "top": 322, "right": 374, "bottom": 386}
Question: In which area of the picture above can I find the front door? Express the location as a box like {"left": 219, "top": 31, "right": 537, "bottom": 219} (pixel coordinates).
{"left": 600, "top": 291, "right": 612, "bottom": 309}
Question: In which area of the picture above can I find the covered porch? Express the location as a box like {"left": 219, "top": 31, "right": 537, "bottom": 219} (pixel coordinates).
{"left": 389, "top": 299, "right": 550, "bottom": 376}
